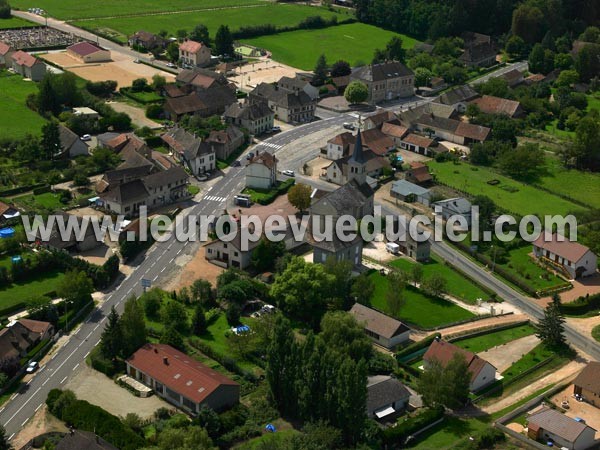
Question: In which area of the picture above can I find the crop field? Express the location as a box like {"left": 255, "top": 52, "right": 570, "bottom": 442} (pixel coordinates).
{"left": 72, "top": 5, "right": 346, "bottom": 44}
{"left": 243, "top": 22, "right": 420, "bottom": 70}
{"left": 0, "top": 72, "right": 46, "bottom": 141}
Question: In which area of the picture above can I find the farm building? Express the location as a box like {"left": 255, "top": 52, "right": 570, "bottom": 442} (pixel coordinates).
{"left": 67, "top": 42, "right": 111, "bottom": 63}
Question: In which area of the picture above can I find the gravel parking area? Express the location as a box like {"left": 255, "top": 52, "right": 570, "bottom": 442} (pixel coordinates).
{"left": 549, "top": 385, "right": 600, "bottom": 438}
{"left": 478, "top": 334, "right": 540, "bottom": 373}
{"left": 66, "top": 365, "right": 170, "bottom": 419}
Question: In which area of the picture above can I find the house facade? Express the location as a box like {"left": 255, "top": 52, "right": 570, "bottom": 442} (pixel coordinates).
{"left": 223, "top": 101, "right": 274, "bottom": 135}
{"left": 433, "top": 197, "right": 473, "bottom": 225}
{"left": 245, "top": 151, "right": 277, "bottom": 189}
{"left": 126, "top": 344, "right": 239, "bottom": 414}
{"left": 204, "top": 231, "right": 261, "bottom": 269}
{"left": 349, "top": 303, "right": 410, "bottom": 349}
{"left": 67, "top": 42, "right": 111, "bottom": 63}
{"left": 0, "top": 319, "right": 54, "bottom": 361}
{"left": 399, "top": 133, "right": 436, "bottom": 156}
{"left": 206, "top": 125, "right": 244, "bottom": 161}
{"left": 0, "top": 41, "right": 13, "bottom": 68}
{"left": 59, "top": 125, "right": 89, "bottom": 158}
{"left": 351, "top": 61, "right": 415, "bottom": 104}
{"left": 129, "top": 31, "right": 166, "bottom": 50}
{"left": 11, "top": 50, "right": 46, "bottom": 81}
{"left": 532, "top": 232, "right": 597, "bottom": 279}
{"left": 573, "top": 362, "right": 600, "bottom": 407}
{"left": 179, "top": 40, "right": 211, "bottom": 67}
{"left": 249, "top": 83, "right": 316, "bottom": 124}
{"left": 527, "top": 407, "right": 597, "bottom": 450}
{"left": 367, "top": 375, "right": 411, "bottom": 419}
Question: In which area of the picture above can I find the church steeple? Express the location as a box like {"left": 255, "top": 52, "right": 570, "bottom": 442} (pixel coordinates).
{"left": 348, "top": 116, "right": 367, "bottom": 185}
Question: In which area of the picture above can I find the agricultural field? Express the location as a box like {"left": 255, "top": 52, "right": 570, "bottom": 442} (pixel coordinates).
{"left": 0, "top": 16, "right": 37, "bottom": 29}
{"left": 243, "top": 22, "right": 420, "bottom": 70}
{"left": 389, "top": 256, "right": 491, "bottom": 305}
{"left": 72, "top": 4, "right": 346, "bottom": 44}
{"left": 427, "top": 160, "right": 584, "bottom": 217}
{"left": 12, "top": 0, "right": 267, "bottom": 20}
{"left": 0, "top": 72, "right": 46, "bottom": 141}
{"left": 368, "top": 270, "right": 475, "bottom": 329}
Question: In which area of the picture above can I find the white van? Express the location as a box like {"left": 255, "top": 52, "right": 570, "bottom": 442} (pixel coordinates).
{"left": 386, "top": 242, "right": 400, "bottom": 255}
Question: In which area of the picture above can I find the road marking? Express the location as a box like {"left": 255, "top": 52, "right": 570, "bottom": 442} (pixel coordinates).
{"left": 34, "top": 404, "right": 42, "bottom": 412}
{"left": 0, "top": 407, "right": 4, "bottom": 413}
{"left": 42, "top": 379, "right": 48, "bottom": 386}
{"left": 86, "top": 331, "right": 93, "bottom": 340}
{"left": 94, "top": 324, "right": 99, "bottom": 331}
{"left": 73, "top": 363, "right": 79, "bottom": 371}
{"left": 26, "top": 380, "right": 31, "bottom": 385}
{"left": 21, "top": 419, "right": 28, "bottom": 427}
{"left": 169, "top": 257, "right": 174, "bottom": 263}
{"left": 84, "top": 351, "right": 90, "bottom": 359}
{"left": 8, "top": 433, "right": 13, "bottom": 441}
{"left": 4, "top": 387, "right": 40, "bottom": 426}
{"left": 96, "top": 339, "right": 101, "bottom": 346}
{"left": 10, "top": 394, "right": 17, "bottom": 401}
{"left": 160, "top": 267, "right": 165, "bottom": 273}
{"left": 177, "top": 248, "right": 182, "bottom": 255}
{"left": 60, "top": 376, "right": 67, "bottom": 384}
{"left": 153, "top": 276, "right": 158, "bottom": 281}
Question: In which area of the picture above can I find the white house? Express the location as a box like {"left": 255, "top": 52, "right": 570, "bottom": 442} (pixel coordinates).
{"left": 277, "top": 75, "right": 319, "bottom": 100}
{"left": 245, "top": 151, "right": 277, "bottom": 189}
{"left": 59, "top": 125, "right": 89, "bottom": 158}
{"left": 527, "top": 407, "right": 597, "bottom": 450}
{"left": 349, "top": 303, "right": 410, "bottom": 349}
{"left": 423, "top": 340, "right": 496, "bottom": 392}
{"left": 179, "top": 40, "right": 211, "bottom": 67}
{"left": 326, "top": 132, "right": 355, "bottom": 160}
{"left": 11, "top": 50, "right": 46, "bottom": 81}
{"left": 433, "top": 197, "right": 473, "bottom": 225}
{"left": 532, "top": 232, "right": 597, "bottom": 279}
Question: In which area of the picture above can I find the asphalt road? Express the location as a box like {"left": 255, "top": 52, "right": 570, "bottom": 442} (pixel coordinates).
{"left": 0, "top": 114, "right": 351, "bottom": 440}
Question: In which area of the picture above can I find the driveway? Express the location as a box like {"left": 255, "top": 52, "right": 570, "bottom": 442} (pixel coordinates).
{"left": 478, "top": 334, "right": 540, "bottom": 373}
{"left": 66, "top": 365, "right": 170, "bottom": 419}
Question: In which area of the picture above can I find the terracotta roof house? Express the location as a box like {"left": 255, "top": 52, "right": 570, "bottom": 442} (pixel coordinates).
{"left": 67, "top": 42, "right": 111, "bottom": 63}
{"left": 223, "top": 101, "right": 274, "bottom": 136}
{"left": 500, "top": 68, "right": 524, "bottom": 87}
{"left": 527, "top": 406, "right": 597, "bottom": 450}
{"left": 246, "top": 150, "right": 277, "bottom": 189}
{"left": 399, "top": 133, "right": 437, "bottom": 157}
{"left": 469, "top": 95, "right": 524, "bottom": 118}
{"left": 164, "top": 85, "right": 236, "bottom": 121}
{"left": 381, "top": 122, "right": 409, "bottom": 143}
{"left": 11, "top": 50, "right": 46, "bottom": 81}
{"left": 0, "top": 41, "right": 14, "bottom": 67}
{"left": 126, "top": 343, "right": 239, "bottom": 414}
{"left": 363, "top": 110, "right": 399, "bottom": 130}
{"left": 423, "top": 340, "right": 496, "bottom": 392}
{"left": 351, "top": 61, "right": 415, "bottom": 104}
{"left": 55, "top": 430, "right": 118, "bottom": 450}
{"left": 179, "top": 39, "right": 211, "bottom": 68}
{"left": 349, "top": 303, "right": 410, "bottom": 349}
{"left": 129, "top": 30, "right": 166, "bottom": 50}
{"left": 415, "top": 114, "right": 490, "bottom": 145}
{"left": 361, "top": 128, "right": 396, "bottom": 155}
{"left": 405, "top": 161, "right": 432, "bottom": 184}
{"left": 206, "top": 125, "right": 244, "bottom": 160}
{"left": 331, "top": 75, "right": 350, "bottom": 94}
{"left": 248, "top": 82, "right": 316, "bottom": 124}
{"left": 325, "top": 131, "right": 356, "bottom": 160}
{"left": 164, "top": 84, "right": 187, "bottom": 98}
{"left": 321, "top": 149, "right": 388, "bottom": 186}
{"left": 367, "top": 375, "right": 411, "bottom": 419}
{"left": 573, "top": 362, "right": 600, "bottom": 408}
{"left": 434, "top": 85, "right": 479, "bottom": 113}
{"left": 533, "top": 232, "right": 597, "bottom": 279}
{"left": 161, "top": 128, "right": 217, "bottom": 176}
{"left": 176, "top": 68, "right": 228, "bottom": 92}
{"left": 0, "top": 319, "right": 54, "bottom": 361}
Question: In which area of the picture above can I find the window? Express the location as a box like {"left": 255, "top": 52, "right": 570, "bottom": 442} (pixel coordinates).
{"left": 182, "top": 396, "right": 196, "bottom": 412}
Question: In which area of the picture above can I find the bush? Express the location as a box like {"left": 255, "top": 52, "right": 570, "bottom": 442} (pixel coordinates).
{"left": 32, "top": 185, "right": 51, "bottom": 195}
{"left": 560, "top": 293, "right": 600, "bottom": 316}
{"left": 146, "top": 104, "right": 163, "bottom": 119}
{"left": 89, "top": 346, "right": 124, "bottom": 377}
{"left": 382, "top": 407, "right": 444, "bottom": 448}
{"left": 396, "top": 333, "right": 441, "bottom": 362}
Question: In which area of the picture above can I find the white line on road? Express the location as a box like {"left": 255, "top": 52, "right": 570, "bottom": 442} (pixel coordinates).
{"left": 10, "top": 394, "right": 17, "bottom": 401}
{"left": 4, "top": 387, "right": 40, "bottom": 426}
{"left": 153, "top": 276, "right": 158, "bottom": 281}
{"left": 34, "top": 404, "right": 42, "bottom": 412}
{"left": 160, "top": 267, "right": 165, "bottom": 273}
{"left": 60, "top": 376, "right": 67, "bottom": 384}
{"left": 95, "top": 339, "right": 101, "bottom": 346}
{"left": 21, "top": 419, "right": 27, "bottom": 427}
{"left": 8, "top": 434, "right": 13, "bottom": 441}
{"left": 73, "top": 363, "right": 79, "bottom": 371}
{"left": 169, "top": 257, "right": 174, "bottom": 263}
{"left": 42, "top": 379, "right": 48, "bottom": 386}
{"left": 84, "top": 351, "right": 90, "bottom": 359}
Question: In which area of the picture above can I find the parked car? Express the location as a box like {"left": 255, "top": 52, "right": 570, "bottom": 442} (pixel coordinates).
{"left": 234, "top": 194, "right": 252, "bottom": 207}
{"left": 271, "top": 126, "right": 281, "bottom": 132}
{"left": 231, "top": 160, "right": 241, "bottom": 167}
{"left": 282, "top": 170, "right": 295, "bottom": 177}
{"left": 133, "top": 59, "right": 141, "bottom": 64}
{"left": 343, "top": 122, "right": 355, "bottom": 130}
{"left": 197, "top": 174, "right": 208, "bottom": 181}
{"left": 26, "top": 361, "right": 38, "bottom": 373}
{"left": 246, "top": 152, "right": 255, "bottom": 160}
{"left": 166, "top": 62, "right": 176, "bottom": 68}
{"left": 81, "top": 134, "right": 91, "bottom": 141}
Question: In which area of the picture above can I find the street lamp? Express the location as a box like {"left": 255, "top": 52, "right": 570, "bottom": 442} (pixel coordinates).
{"left": 64, "top": 300, "right": 74, "bottom": 333}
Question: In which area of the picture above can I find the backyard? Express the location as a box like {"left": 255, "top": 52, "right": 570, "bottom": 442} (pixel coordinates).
{"left": 243, "top": 22, "right": 420, "bottom": 70}
{"left": 72, "top": 4, "right": 347, "bottom": 45}
{"left": 0, "top": 269, "right": 65, "bottom": 316}
{"left": 0, "top": 72, "right": 46, "bottom": 141}
{"left": 389, "top": 256, "right": 491, "bottom": 305}
{"left": 368, "top": 270, "right": 475, "bottom": 329}
{"left": 12, "top": 192, "right": 70, "bottom": 210}
{"left": 427, "top": 160, "right": 584, "bottom": 217}
{"left": 453, "top": 323, "right": 535, "bottom": 353}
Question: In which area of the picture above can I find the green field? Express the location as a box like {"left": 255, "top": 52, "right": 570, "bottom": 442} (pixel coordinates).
{"left": 72, "top": 5, "right": 346, "bottom": 44}
{"left": 0, "top": 72, "right": 46, "bottom": 141}
{"left": 453, "top": 324, "right": 535, "bottom": 353}
{"left": 389, "top": 256, "right": 490, "bottom": 305}
{"left": 0, "top": 270, "right": 65, "bottom": 314}
{"left": 412, "top": 416, "right": 489, "bottom": 450}
{"left": 368, "top": 270, "right": 475, "bottom": 329}
{"left": 13, "top": 192, "right": 67, "bottom": 210}
{"left": 535, "top": 156, "right": 600, "bottom": 209}
{"left": 428, "top": 160, "right": 584, "bottom": 217}
{"left": 0, "top": 16, "right": 37, "bottom": 29}
{"left": 12, "top": 0, "right": 266, "bottom": 20}
{"left": 243, "top": 22, "right": 420, "bottom": 70}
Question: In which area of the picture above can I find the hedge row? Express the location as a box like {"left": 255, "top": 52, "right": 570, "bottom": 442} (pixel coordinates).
{"left": 396, "top": 333, "right": 440, "bottom": 362}
{"left": 382, "top": 406, "right": 445, "bottom": 448}
{"left": 188, "top": 337, "right": 258, "bottom": 383}
{"left": 46, "top": 389, "right": 145, "bottom": 450}
{"left": 32, "top": 185, "right": 52, "bottom": 195}
{"left": 232, "top": 15, "right": 355, "bottom": 39}
{"left": 0, "top": 183, "right": 46, "bottom": 197}
{"left": 251, "top": 178, "right": 295, "bottom": 205}
{"left": 560, "top": 292, "right": 600, "bottom": 316}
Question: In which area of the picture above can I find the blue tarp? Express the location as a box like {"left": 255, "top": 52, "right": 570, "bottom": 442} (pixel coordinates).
{"left": 0, "top": 228, "right": 15, "bottom": 238}
{"left": 265, "top": 424, "right": 276, "bottom": 433}
{"left": 11, "top": 256, "right": 22, "bottom": 263}
{"left": 236, "top": 325, "right": 250, "bottom": 333}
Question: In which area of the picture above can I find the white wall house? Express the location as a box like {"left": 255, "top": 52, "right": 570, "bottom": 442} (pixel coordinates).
{"left": 245, "top": 151, "right": 277, "bottom": 190}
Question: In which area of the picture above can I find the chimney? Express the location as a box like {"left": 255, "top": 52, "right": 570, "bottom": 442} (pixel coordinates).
{"left": 163, "top": 357, "right": 169, "bottom": 365}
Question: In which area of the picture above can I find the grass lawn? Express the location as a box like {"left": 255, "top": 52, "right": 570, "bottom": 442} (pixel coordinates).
{"left": 592, "top": 324, "right": 600, "bottom": 343}
{"left": 0, "top": 270, "right": 65, "bottom": 314}
{"left": 453, "top": 324, "right": 535, "bottom": 353}
{"left": 0, "top": 72, "right": 46, "bottom": 140}
{"left": 427, "top": 160, "right": 584, "bottom": 217}
{"left": 243, "top": 22, "right": 420, "bottom": 70}
{"left": 13, "top": 192, "right": 67, "bottom": 210}
{"left": 0, "top": 16, "right": 37, "bottom": 29}
{"left": 368, "top": 270, "right": 475, "bottom": 329}
{"left": 12, "top": 0, "right": 266, "bottom": 20}
{"left": 123, "top": 89, "right": 164, "bottom": 104}
{"left": 534, "top": 156, "right": 600, "bottom": 209}
{"left": 73, "top": 5, "right": 346, "bottom": 44}
{"left": 389, "top": 256, "right": 490, "bottom": 305}
{"left": 544, "top": 119, "right": 575, "bottom": 139}
{"left": 411, "top": 416, "right": 489, "bottom": 450}
{"left": 238, "top": 429, "right": 300, "bottom": 449}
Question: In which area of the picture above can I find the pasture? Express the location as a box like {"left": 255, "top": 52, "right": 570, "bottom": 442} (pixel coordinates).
{"left": 243, "top": 22, "right": 420, "bottom": 70}
{"left": 0, "top": 72, "right": 46, "bottom": 141}
{"left": 0, "top": 16, "right": 37, "bottom": 29}
{"left": 427, "top": 160, "right": 584, "bottom": 217}
{"left": 72, "top": 5, "right": 346, "bottom": 44}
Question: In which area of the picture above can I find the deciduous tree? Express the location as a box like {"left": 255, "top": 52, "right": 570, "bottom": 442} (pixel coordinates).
{"left": 287, "top": 183, "right": 312, "bottom": 213}
{"left": 344, "top": 81, "right": 368, "bottom": 104}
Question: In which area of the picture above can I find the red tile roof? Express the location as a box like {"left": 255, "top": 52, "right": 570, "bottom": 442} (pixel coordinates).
{"left": 18, "top": 318, "right": 52, "bottom": 336}
{"left": 381, "top": 122, "right": 408, "bottom": 139}
{"left": 179, "top": 40, "right": 205, "bottom": 54}
{"left": 424, "top": 340, "right": 494, "bottom": 382}
{"left": 67, "top": 41, "right": 107, "bottom": 57}
{"left": 0, "top": 41, "right": 11, "bottom": 56}
{"left": 469, "top": 95, "right": 522, "bottom": 117}
{"left": 402, "top": 133, "right": 434, "bottom": 148}
{"left": 533, "top": 232, "right": 592, "bottom": 263}
{"left": 455, "top": 122, "right": 491, "bottom": 142}
{"left": 362, "top": 128, "right": 395, "bottom": 156}
{"left": 11, "top": 50, "right": 40, "bottom": 68}
{"left": 127, "top": 344, "right": 238, "bottom": 404}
